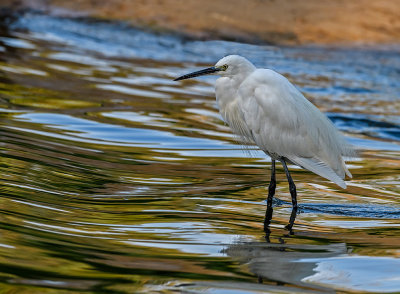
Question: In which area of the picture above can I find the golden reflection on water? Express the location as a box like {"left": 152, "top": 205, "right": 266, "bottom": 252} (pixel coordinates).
{"left": 0, "top": 23, "right": 400, "bottom": 293}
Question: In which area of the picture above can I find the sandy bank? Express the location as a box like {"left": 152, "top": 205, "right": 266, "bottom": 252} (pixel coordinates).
{"left": 2, "top": 0, "right": 400, "bottom": 45}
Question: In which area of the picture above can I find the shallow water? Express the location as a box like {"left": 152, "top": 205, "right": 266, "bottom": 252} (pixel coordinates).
{"left": 1, "top": 12, "right": 400, "bottom": 293}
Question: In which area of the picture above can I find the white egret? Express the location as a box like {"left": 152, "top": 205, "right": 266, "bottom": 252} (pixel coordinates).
{"left": 174, "top": 55, "right": 354, "bottom": 230}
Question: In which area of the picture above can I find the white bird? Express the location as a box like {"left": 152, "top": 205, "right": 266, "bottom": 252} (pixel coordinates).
{"left": 174, "top": 55, "right": 354, "bottom": 229}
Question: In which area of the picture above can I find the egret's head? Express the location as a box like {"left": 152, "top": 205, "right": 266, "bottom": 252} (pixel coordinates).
{"left": 174, "top": 55, "right": 255, "bottom": 81}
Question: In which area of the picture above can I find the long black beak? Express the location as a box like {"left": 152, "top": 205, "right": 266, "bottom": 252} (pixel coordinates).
{"left": 174, "top": 66, "right": 221, "bottom": 81}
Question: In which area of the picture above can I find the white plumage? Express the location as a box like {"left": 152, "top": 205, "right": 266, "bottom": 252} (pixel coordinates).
{"left": 214, "top": 55, "right": 353, "bottom": 188}
{"left": 174, "top": 54, "right": 354, "bottom": 229}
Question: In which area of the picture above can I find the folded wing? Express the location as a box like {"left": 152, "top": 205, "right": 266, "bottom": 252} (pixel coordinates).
{"left": 236, "top": 69, "right": 353, "bottom": 187}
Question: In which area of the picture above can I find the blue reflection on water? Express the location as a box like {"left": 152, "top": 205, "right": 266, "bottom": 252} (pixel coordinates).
{"left": 15, "top": 112, "right": 236, "bottom": 149}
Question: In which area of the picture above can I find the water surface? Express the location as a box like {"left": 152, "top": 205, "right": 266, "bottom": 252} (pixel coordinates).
{"left": 1, "top": 12, "right": 400, "bottom": 293}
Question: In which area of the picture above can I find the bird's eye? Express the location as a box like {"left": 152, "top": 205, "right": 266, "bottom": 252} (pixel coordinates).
{"left": 221, "top": 64, "right": 228, "bottom": 71}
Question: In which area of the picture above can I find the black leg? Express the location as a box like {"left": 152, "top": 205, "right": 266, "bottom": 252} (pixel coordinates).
{"left": 264, "top": 159, "right": 276, "bottom": 236}
{"left": 280, "top": 159, "right": 298, "bottom": 231}
{"left": 268, "top": 159, "right": 276, "bottom": 200}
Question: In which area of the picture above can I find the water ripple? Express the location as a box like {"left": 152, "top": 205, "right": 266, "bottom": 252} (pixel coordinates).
{"left": 0, "top": 12, "right": 399, "bottom": 293}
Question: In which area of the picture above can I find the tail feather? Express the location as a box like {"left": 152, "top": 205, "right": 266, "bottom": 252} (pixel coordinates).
{"left": 342, "top": 158, "right": 352, "bottom": 178}
{"left": 289, "top": 156, "right": 347, "bottom": 189}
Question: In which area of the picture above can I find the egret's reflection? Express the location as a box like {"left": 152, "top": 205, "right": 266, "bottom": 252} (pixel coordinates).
{"left": 224, "top": 233, "right": 348, "bottom": 290}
